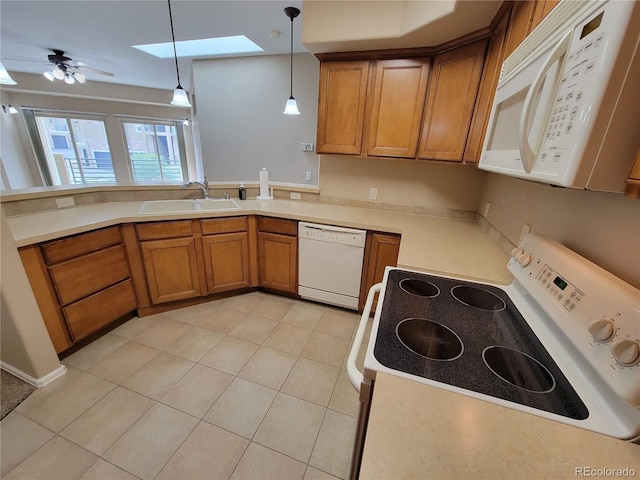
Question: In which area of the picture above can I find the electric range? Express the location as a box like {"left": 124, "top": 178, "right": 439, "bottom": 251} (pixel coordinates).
{"left": 347, "top": 233, "right": 640, "bottom": 478}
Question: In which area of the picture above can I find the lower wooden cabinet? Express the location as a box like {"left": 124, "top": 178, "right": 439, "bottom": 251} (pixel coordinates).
{"left": 140, "top": 236, "right": 203, "bottom": 304}
{"left": 64, "top": 279, "right": 136, "bottom": 341}
{"left": 359, "top": 232, "right": 401, "bottom": 311}
{"left": 257, "top": 217, "right": 298, "bottom": 294}
{"left": 201, "top": 217, "right": 252, "bottom": 293}
{"left": 19, "top": 226, "right": 136, "bottom": 353}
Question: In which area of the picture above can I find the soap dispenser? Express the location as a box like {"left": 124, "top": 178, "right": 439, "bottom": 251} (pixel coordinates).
{"left": 239, "top": 183, "right": 247, "bottom": 200}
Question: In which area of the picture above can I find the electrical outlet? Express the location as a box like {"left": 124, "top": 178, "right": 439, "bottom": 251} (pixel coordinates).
{"left": 369, "top": 187, "right": 378, "bottom": 200}
{"left": 303, "top": 143, "right": 314, "bottom": 152}
{"left": 305, "top": 171, "right": 312, "bottom": 181}
{"left": 483, "top": 202, "right": 491, "bottom": 217}
{"left": 290, "top": 192, "right": 301, "bottom": 200}
{"left": 519, "top": 224, "right": 531, "bottom": 243}
{"left": 55, "top": 197, "right": 75, "bottom": 208}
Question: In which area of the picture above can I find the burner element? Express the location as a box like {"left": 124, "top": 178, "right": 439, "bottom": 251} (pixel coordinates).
{"left": 399, "top": 278, "right": 440, "bottom": 298}
{"left": 451, "top": 285, "right": 506, "bottom": 311}
{"left": 483, "top": 346, "right": 556, "bottom": 393}
{"left": 396, "top": 318, "right": 463, "bottom": 361}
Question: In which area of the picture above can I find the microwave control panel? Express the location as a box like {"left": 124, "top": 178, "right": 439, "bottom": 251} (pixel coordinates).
{"left": 535, "top": 10, "right": 608, "bottom": 171}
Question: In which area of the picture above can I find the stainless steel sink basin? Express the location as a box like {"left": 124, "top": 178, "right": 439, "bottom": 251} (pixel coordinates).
{"left": 138, "top": 198, "right": 241, "bottom": 215}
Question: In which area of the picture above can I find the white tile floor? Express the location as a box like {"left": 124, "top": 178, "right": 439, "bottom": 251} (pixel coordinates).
{"left": 1, "top": 292, "right": 371, "bottom": 480}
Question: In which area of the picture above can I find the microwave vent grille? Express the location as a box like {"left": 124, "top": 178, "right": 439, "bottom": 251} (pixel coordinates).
{"left": 500, "top": 0, "right": 600, "bottom": 84}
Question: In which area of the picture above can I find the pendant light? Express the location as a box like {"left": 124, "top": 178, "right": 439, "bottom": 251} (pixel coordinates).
{"left": 168, "top": 0, "right": 191, "bottom": 107}
{"left": 0, "top": 62, "right": 17, "bottom": 85}
{"left": 283, "top": 6, "right": 300, "bottom": 115}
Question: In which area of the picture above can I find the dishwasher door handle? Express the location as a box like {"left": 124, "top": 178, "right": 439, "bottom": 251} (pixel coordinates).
{"left": 347, "top": 283, "right": 382, "bottom": 393}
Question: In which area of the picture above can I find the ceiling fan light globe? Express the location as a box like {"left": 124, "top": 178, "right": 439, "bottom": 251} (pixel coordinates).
{"left": 43, "top": 71, "right": 55, "bottom": 81}
{"left": 283, "top": 97, "right": 300, "bottom": 115}
{"left": 52, "top": 67, "right": 65, "bottom": 80}
{"left": 171, "top": 86, "right": 191, "bottom": 107}
{"left": 75, "top": 72, "right": 86, "bottom": 84}
{"left": 64, "top": 74, "right": 75, "bottom": 84}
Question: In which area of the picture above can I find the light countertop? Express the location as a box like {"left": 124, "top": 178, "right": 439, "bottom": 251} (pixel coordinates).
{"left": 4, "top": 198, "right": 513, "bottom": 285}
{"left": 360, "top": 372, "right": 640, "bottom": 479}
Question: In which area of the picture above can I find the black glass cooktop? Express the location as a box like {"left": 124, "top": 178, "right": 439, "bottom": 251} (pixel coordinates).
{"left": 374, "top": 270, "right": 589, "bottom": 420}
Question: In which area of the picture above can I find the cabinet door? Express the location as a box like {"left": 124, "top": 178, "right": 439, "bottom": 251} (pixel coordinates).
{"left": 365, "top": 58, "right": 430, "bottom": 158}
{"left": 140, "top": 237, "right": 202, "bottom": 304}
{"left": 317, "top": 60, "right": 370, "bottom": 155}
{"left": 258, "top": 232, "right": 297, "bottom": 294}
{"left": 359, "top": 233, "right": 400, "bottom": 311}
{"left": 503, "top": 1, "right": 537, "bottom": 58}
{"left": 463, "top": 13, "right": 510, "bottom": 162}
{"left": 418, "top": 40, "right": 487, "bottom": 162}
{"left": 202, "top": 232, "right": 251, "bottom": 294}
{"left": 531, "top": 0, "right": 560, "bottom": 30}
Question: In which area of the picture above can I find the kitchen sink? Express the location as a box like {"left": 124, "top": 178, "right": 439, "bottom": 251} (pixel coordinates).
{"left": 138, "top": 198, "right": 241, "bottom": 215}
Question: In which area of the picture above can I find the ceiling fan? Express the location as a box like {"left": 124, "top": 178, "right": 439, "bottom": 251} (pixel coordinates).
{"left": 43, "top": 49, "right": 114, "bottom": 84}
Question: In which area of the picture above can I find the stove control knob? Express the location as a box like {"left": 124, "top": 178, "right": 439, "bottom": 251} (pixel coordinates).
{"left": 588, "top": 319, "right": 615, "bottom": 343}
{"left": 610, "top": 340, "right": 640, "bottom": 367}
{"left": 517, "top": 253, "right": 532, "bottom": 267}
{"left": 511, "top": 247, "right": 524, "bottom": 259}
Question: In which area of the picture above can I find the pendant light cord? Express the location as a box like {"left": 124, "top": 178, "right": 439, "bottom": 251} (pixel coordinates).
{"left": 168, "top": 0, "right": 181, "bottom": 87}
{"left": 289, "top": 15, "right": 294, "bottom": 98}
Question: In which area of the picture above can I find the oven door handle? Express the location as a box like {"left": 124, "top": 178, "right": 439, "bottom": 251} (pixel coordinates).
{"left": 347, "top": 282, "right": 382, "bottom": 392}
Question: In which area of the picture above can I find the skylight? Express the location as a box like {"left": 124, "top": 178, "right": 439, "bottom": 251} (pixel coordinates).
{"left": 133, "top": 35, "right": 263, "bottom": 58}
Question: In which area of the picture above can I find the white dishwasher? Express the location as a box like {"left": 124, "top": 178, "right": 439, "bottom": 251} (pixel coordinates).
{"left": 298, "top": 222, "right": 367, "bottom": 310}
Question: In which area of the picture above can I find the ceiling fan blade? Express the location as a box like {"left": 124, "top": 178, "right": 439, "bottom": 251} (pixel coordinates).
{"left": 2, "top": 56, "right": 49, "bottom": 65}
{"left": 75, "top": 65, "right": 114, "bottom": 77}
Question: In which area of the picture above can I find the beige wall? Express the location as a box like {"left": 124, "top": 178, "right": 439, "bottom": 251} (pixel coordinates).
{"left": 479, "top": 173, "right": 640, "bottom": 288}
{"left": 319, "top": 155, "right": 486, "bottom": 212}
{"left": 192, "top": 53, "right": 320, "bottom": 186}
{"left": 1, "top": 210, "right": 61, "bottom": 380}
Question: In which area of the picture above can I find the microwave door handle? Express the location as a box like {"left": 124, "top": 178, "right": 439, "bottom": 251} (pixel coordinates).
{"left": 519, "top": 31, "right": 572, "bottom": 172}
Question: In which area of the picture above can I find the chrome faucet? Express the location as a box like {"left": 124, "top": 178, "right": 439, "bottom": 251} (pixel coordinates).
{"left": 182, "top": 177, "right": 209, "bottom": 199}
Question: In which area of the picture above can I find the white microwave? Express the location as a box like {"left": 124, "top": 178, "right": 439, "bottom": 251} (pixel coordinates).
{"left": 479, "top": 0, "right": 639, "bottom": 192}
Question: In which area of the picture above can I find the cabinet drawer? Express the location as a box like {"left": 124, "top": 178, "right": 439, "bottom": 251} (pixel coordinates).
{"left": 136, "top": 220, "right": 193, "bottom": 240}
{"left": 64, "top": 279, "right": 136, "bottom": 341}
{"left": 50, "top": 245, "right": 130, "bottom": 305}
{"left": 257, "top": 217, "right": 297, "bottom": 236}
{"left": 201, "top": 216, "right": 248, "bottom": 235}
{"left": 42, "top": 226, "right": 122, "bottom": 264}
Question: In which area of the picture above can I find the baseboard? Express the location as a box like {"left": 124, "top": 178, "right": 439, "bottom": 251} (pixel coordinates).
{"left": 0, "top": 361, "right": 67, "bottom": 388}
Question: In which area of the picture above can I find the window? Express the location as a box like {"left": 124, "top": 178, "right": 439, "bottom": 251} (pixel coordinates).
{"left": 25, "top": 113, "right": 115, "bottom": 185}
{"left": 122, "top": 121, "right": 186, "bottom": 182}
{"left": 23, "top": 110, "right": 188, "bottom": 185}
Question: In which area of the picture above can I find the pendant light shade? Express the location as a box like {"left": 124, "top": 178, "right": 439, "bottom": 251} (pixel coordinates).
{"left": 283, "top": 6, "right": 300, "bottom": 115}
{"left": 0, "top": 62, "right": 17, "bottom": 85}
{"left": 168, "top": 0, "right": 191, "bottom": 107}
{"left": 171, "top": 86, "right": 191, "bottom": 107}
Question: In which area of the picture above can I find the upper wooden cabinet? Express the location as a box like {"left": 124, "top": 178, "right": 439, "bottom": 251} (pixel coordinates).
{"left": 317, "top": 58, "right": 430, "bottom": 159}
{"left": 365, "top": 59, "right": 431, "bottom": 158}
{"left": 418, "top": 39, "right": 487, "bottom": 162}
{"left": 463, "top": 13, "right": 510, "bottom": 163}
{"left": 316, "top": 61, "right": 370, "bottom": 155}
{"left": 317, "top": 41, "right": 488, "bottom": 163}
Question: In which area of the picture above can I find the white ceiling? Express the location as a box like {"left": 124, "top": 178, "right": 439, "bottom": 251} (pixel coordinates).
{"left": 1, "top": 0, "right": 502, "bottom": 92}
{"left": 0, "top": 0, "right": 305, "bottom": 91}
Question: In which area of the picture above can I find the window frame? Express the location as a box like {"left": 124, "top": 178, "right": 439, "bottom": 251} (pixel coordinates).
{"left": 22, "top": 108, "right": 189, "bottom": 186}
{"left": 120, "top": 118, "right": 188, "bottom": 184}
